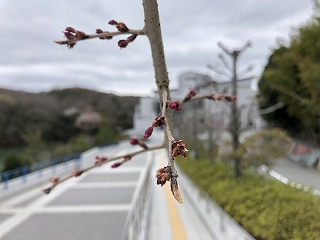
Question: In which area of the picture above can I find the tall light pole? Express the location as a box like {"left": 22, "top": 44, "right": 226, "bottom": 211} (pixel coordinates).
{"left": 216, "top": 41, "right": 252, "bottom": 178}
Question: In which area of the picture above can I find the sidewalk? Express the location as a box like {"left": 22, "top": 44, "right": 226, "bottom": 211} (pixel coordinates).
{"left": 148, "top": 149, "right": 216, "bottom": 240}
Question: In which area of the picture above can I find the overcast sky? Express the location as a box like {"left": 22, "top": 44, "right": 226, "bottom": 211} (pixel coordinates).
{"left": 0, "top": 0, "right": 314, "bottom": 96}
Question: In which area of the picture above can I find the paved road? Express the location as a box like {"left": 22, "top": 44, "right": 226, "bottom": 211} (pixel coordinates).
{"left": 271, "top": 157, "right": 320, "bottom": 190}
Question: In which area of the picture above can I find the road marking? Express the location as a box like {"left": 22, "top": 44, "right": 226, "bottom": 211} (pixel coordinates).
{"left": 159, "top": 152, "right": 187, "bottom": 240}
{"left": 0, "top": 204, "right": 131, "bottom": 214}
{"left": 72, "top": 182, "right": 137, "bottom": 188}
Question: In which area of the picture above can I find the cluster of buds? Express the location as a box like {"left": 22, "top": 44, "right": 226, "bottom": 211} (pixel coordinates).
{"left": 111, "top": 154, "right": 132, "bottom": 168}
{"left": 118, "top": 34, "right": 137, "bottom": 49}
{"left": 95, "top": 154, "right": 108, "bottom": 166}
{"left": 63, "top": 27, "right": 88, "bottom": 49}
{"left": 167, "top": 99, "right": 182, "bottom": 111}
{"left": 224, "top": 95, "right": 237, "bottom": 102}
{"left": 96, "top": 29, "right": 113, "bottom": 40}
{"left": 108, "top": 20, "right": 129, "bottom": 32}
{"left": 130, "top": 137, "right": 148, "bottom": 149}
{"left": 182, "top": 90, "right": 197, "bottom": 102}
{"left": 207, "top": 94, "right": 237, "bottom": 102}
{"left": 156, "top": 166, "right": 183, "bottom": 203}
{"left": 156, "top": 166, "right": 171, "bottom": 186}
{"left": 172, "top": 140, "right": 188, "bottom": 158}
{"left": 144, "top": 113, "right": 165, "bottom": 138}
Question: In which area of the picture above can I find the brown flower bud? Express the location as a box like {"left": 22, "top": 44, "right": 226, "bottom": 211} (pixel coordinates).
{"left": 224, "top": 95, "right": 237, "bottom": 102}
{"left": 144, "top": 127, "right": 153, "bottom": 138}
{"left": 156, "top": 166, "right": 171, "bottom": 186}
{"left": 183, "top": 90, "right": 197, "bottom": 102}
{"left": 111, "top": 162, "right": 122, "bottom": 168}
{"left": 152, "top": 114, "right": 165, "bottom": 128}
{"left": 96, "top": 29, "right": 112, "bottom": 40}
{"left": 118, "top": 40, "right": 129, "bottom": 49}
{"left": 130, "top": 137, "right": 139, "bottom": 145}
{"left": 72, "top": 170, "right": 84, "bottom": 177}
{"left": 108, "top": 20, "right": 118, "bottom": 25}
{"left": 42, "top": 188, "right": 51, "bottom": 194}
{"left": 116, "top": 22, "right": 129, "bottom": 32}
{"left": 50, "top": 177, "right": 59, "bottom": 184}
{"left": 127, "top": 34, "right": 137, "bottom": 42}
{"left": 167, "top": 100, "right": 182, "bottom": 111}
{"left": 172, "top": 140, "right": 188, "bottom": 158}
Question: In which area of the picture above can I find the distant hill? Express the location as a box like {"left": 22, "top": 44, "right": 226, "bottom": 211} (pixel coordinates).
{"left": 0, "top": 88, "right": 139, "bottom": 147}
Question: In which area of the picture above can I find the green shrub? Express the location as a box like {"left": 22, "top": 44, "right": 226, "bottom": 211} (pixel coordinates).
{"left": 177, "top": 158, "right": 320, "bottom": 240}
{"left": 2, "top": 153, "right": 31, "bottom": 172}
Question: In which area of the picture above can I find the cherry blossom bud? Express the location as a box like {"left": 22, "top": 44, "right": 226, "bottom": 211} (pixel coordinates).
{"left": 50, "top": 177, "right": 59, "bottom": 184}
{"left": 127, "top": 34, "right": 137, "bottom": 42}
{"left": 118, "top": 40, "right": 129, "bottom": 49}
{"left": 64, "top": 32, "right": 76, "bottom": 40}
{"left": 172, "top": 140, "right": 188, "bottom": 158}
{"left": 224, "top": 95, "right": 237, "bottom": 102}
{"left": 151, "top": 114, "right": 165, "bottom": 128}
{"left": 183, "top": 90, "right": 197, "bottom": 102}
{"left": 65, "top": 27, "right": 76, "bottom": 33}
{"left": 168, "top": 100, "right": 182, "bottom": 111}
{"left": 108, "top": 20, "right": 118, "bottom": 25}
{"left": 144, "top": 127, "right": 153, "bottom": 138}
{"left": 156, "top": 167, "right": 171, "bottom": 186}
{"left": 111, "top": 162, "right": 122, "bottom": 168}
{"left": 130, "top": 137, "right": 139, "bottom": 145}
{"left": 42, "top": 188, "right": 51, "bottom": 194}
{"left": 96, "top": 29, "right": 113, "bottom": 40}
{"left": 189, "top": 89, "right": 197, "bottom": 96}
{"left": 72, "top": 170, "right": 84, "bottom": 177}
{"left": 116, "top": 22, "right": 129, "bottom": 32}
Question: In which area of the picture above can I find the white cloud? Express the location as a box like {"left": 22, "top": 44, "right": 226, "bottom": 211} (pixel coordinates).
{"left": 0, "top": 0, "right": 314, "bottom": 96}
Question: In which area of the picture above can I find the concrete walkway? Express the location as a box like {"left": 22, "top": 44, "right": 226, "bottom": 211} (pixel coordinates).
{"left": 0, "top": 144, "right": 214, "bottom": 240}
{"left": 148, "top": 149, "right": 216, "bottom": 240}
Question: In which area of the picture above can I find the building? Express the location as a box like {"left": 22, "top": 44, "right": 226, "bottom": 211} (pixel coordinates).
{"left": 130, "top": 72, "right": 263, "bottom": 139}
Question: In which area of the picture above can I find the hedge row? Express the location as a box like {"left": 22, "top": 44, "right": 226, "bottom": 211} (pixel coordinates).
{"left": 176, "top": 158, "right": 320, "bottom": 240}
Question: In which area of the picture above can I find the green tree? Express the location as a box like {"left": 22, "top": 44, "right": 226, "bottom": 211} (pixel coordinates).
{"left": 42, "top": 114, "right": 79, "bottom": 143}
{"left": 2, "top": 153, "right": 31, "bottom": 172}
{"left": 95, "top": 121, "right": 118, "bottom": 145}
{"left": 258, "top": 12, "right": 320, "bottom": 143}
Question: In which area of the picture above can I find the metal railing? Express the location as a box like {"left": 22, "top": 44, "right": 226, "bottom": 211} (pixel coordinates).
{"left": 121, "top": 150, "right": 154, "bottom": 240}
{"left": 1, "top": 153, "right": 80, "bottom": 189}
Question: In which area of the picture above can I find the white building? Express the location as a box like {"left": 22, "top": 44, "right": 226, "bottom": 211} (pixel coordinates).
{"left": 130, "top": 72, "right": 263, "bottom": 139}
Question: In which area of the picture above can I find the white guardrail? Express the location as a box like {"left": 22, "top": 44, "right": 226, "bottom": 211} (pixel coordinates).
{"left": 0, "top": 147, "right": 104, "bottom": 202}
{"left": 0, "top": 159, "right": 81, "bottom": 201}
{"left": 121, "top": 150, "right": 154, "bottom": 240}
{"left": 178, "top": 166, "right": 255, "bottom": 240}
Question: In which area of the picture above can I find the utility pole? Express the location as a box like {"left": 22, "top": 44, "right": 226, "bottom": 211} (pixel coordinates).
{"left": 216, "top": 41, "right": 252, "bottom": 178}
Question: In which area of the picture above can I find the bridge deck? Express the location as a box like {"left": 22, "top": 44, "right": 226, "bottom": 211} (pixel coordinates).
{"left": 0, "top": 144, "right": 215, "bottom": 240}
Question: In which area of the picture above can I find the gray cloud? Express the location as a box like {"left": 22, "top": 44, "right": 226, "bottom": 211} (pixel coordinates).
{"left": 0, "top": 0, "right": 314, "bottom": 95}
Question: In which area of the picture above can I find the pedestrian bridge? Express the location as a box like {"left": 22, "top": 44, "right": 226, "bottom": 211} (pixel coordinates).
{"left": 0, "top": 142, "right": 254, "bottom": 240}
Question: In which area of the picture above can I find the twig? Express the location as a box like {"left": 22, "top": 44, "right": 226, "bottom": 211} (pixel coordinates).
{"left": 54, "top": 29, "right": 145, "bottom": 46}
{"left": 42, "top": 143, "right": 164, "bottom": 194}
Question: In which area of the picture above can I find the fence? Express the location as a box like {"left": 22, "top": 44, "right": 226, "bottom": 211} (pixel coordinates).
{"left": 0, "top": 153, "right": 81, "bottom": 201}
{"left": 121, "top": 150, "right": 154, "bottom": 240}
